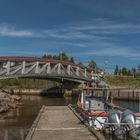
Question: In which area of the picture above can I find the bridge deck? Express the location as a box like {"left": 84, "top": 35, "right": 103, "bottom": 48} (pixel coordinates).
{"left": 26, "top": 106, "right": 97, "bottom": 140}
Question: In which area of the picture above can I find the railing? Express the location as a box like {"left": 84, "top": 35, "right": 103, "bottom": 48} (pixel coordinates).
{"left": 0, "top": 56, "right": 94, "bottom": 83}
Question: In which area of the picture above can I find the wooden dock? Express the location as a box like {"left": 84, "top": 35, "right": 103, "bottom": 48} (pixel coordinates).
{"left": 26, "top": 106, "right": 98, "bottom": 140}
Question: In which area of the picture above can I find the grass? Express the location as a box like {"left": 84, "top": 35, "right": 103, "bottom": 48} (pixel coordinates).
{"left": 0, "top": 78, "right": 60, "bottom": 90}
{"left": 105, "top": 75, "right": 140, "bottom": 88}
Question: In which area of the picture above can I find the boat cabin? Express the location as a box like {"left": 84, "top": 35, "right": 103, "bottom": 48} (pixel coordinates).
{"left": 77, "top": 87, "right": 110, "bottom": 112}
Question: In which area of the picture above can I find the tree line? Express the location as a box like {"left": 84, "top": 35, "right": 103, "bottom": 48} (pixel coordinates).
{"left": 114, "top": 64, "right": 140, "bottom": 77}
{"left": 42, "top": 53, "right": 98, "bottom": 72}
{"left": 42, "top": 53, "right": 75, "bottom": 63}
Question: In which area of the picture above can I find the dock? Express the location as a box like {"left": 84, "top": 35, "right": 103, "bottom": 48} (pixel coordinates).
{"left": 26, "top": 106, "right": 98, "bottom": 140}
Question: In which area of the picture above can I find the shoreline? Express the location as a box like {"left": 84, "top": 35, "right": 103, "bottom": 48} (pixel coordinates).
{"left": 1, "top": 88, "right": 140, "bottom": 101}
{"left": 109, "top": 88, "right": 140, "bottom": 101}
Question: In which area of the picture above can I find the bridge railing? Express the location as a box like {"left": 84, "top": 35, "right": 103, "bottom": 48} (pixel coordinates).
{"left": 0, "top": 57, "right": 94, "bottom": 82}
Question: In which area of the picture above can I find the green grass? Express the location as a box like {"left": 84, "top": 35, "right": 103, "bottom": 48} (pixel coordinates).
{"left": 0, "top": 78, "right": 60, "bottom": 90}
{"left": 105, "top": 75, "right": 140, "bottom": 88}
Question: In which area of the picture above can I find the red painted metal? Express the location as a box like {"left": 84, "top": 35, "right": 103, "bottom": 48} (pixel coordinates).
{"left": 134, "top": 113, "right": 140, "bottom": 117}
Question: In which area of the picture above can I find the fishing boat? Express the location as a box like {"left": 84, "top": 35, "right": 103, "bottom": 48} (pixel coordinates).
{"left": 76, "top": 86, "right": 140, "bottom": 139}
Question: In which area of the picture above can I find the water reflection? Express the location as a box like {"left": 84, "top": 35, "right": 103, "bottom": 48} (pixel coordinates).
{"left": 0, "top": 95, "right": 73, "bottom": 140}
{"left": 0, "top": 128, "right": 25, "bottom": 140}
{"left": 114, "top": 100, "right": 139, "bottom": 112}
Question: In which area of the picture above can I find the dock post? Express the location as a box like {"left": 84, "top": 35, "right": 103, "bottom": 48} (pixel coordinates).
{"left": 128, "top": 91, "right": 129, "bottom": 100}
{"left": 118, "top": 89, "right": 120, "bottom": 97}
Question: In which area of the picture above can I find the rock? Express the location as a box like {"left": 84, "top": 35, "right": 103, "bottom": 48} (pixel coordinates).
{"left": 0, "top": 90, "right": 21, "bottom": 115}
{"left": 0, "top": 91, "right": 21, "bottom": 102}
{"left": 11, "top": 95, "right": 21, "bottom": 101}
{"left": 0, "top": 106, "right": 8, "bottom": 113}
{"left": 0, "top": 93, "right": 11, "bottom": 102}
{"left": 7, "top": 103, "right": 17, "bottom": 109}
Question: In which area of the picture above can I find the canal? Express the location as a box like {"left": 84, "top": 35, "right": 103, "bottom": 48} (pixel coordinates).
{"left": 0, "top": 95, "right": 139, "bottom": 140}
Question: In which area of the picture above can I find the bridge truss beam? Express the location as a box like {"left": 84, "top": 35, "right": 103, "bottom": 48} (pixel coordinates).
{"left": 0, "top": 57, "right": 94, "bottom": 83}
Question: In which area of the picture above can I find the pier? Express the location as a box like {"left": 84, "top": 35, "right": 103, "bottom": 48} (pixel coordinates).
{"left": 26, "top": 106, "right": 98, "bottom": 140}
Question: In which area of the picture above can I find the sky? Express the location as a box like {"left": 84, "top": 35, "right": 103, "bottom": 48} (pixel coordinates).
{"left": 0, "top": 0, "right": 140, "bottom": 72}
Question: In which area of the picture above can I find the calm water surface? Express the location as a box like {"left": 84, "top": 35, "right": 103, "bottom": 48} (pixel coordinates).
{"left": 0, "top": 95, "right": 139, "bottom": 140}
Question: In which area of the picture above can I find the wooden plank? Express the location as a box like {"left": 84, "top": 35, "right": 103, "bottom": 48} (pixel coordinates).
{"left": 26, "top": 106, "right": 97, "bottom": 140}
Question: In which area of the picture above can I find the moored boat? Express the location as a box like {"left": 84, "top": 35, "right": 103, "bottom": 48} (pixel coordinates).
{"left": 76, "top": 86, "right": 140, "bottom": 139}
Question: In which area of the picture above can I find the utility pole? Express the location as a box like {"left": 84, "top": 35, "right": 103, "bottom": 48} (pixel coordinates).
{"left": 104, "top": 59, "right": 108, "bottom": 74}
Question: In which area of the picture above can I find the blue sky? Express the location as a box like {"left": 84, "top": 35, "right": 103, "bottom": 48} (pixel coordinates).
{"left": 0, "top": 0, "right": 140, "bottom": 71}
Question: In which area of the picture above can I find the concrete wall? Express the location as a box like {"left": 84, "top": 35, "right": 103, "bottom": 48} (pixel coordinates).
{"left": 109, "top": 89, "right": 140, "bottom": 101}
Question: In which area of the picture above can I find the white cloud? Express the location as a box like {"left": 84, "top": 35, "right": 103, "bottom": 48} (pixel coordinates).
{"left": 0, "top": 24, "right": 44, "bottom": 38}
{"left": 0, "top": 19, "right": 140, "bottom": 59}
{"left": 70, "top": 47, "right": 140, "bottom": 58}
{"left": 1, "top": 19, "right": 140, "bottom": 39}
{"left": 70, "top": 19, "right": 140, "bottom": 35}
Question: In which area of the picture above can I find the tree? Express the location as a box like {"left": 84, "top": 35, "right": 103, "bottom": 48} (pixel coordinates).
{"left": 121, "top": 67, "right": 127, "bottom": 75}
{"left": 78, "top": 61, "right": 83, "bottom": 66}
{"left": 131, "top": 68, "right": 137, "bottom": 77}
{"left": 42, "top": 54, "right": 52, "bottom": 59}
{"left": 114, "top": 65, "right": 119, "bottom": 75}
{"left": 42, "top": 54, "right": 47, "bottom": 58}
{"left": 118, "top": 69, "right": 122, "bottom": 75}
{"left": 59, "top": 53, "right": 68, "bottom": 61}
{"left": 53, "top": 55, "right": 58, "bottom": 59}
{"left": 88, "top": 60, "right": 97, "bottom": 72}
{"left": 137, "top": 64, "right": 140, "bottom": 74}
{"left": 69, "top": 57, "right": 74, "bottom": 63}
{"left": 127, "top": 69, "right": 131, "bottom": 76}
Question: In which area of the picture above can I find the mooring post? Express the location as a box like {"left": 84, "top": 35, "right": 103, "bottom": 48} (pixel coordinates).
{"left": 132, "top": 89, "right": 134, "bottom": 99}
{"left": 118, "top": 89, "right": 120, "bottom": 97}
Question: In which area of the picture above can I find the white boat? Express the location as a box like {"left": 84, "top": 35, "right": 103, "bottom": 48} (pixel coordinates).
{"left": 76, "top": 86, "right": 140, "bottom": 139}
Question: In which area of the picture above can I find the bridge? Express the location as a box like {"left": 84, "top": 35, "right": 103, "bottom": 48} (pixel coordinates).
{"left": 0, "top": 56, "right": 94, "bottom": 83}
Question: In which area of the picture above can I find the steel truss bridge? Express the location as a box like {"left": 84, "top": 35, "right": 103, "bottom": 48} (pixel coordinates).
{"left": 0, "top": 56, "right": 94, "bottom": 83}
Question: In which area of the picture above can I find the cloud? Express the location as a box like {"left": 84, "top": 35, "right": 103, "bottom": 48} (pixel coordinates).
{"left": 0, "top": 19, "right": 140, "bottom": 59}
{"left": 1, "top": 19, "right": 140, "bottom": 39}
{"left": 70, "top": 46, "right": 140, "bottom": 58}
{"left": 43, "top": 19, "right": 140, "bottom": 40}
{"left": 70, "top": 19, "right": 140, "bottom": 35}
{"left": 0, "top": 24, "right": 44, "bottom": 38}
{"left": 0, "top": 24, "right": 29, "bottom": 37}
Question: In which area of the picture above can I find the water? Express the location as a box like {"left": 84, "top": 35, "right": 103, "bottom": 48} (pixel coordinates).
{"left": 114, "top": 100, "right": 140, "bottom": 112}
{"left": 0, "top": 95, "right": 139, "bottom": 140}
{"left": 0, "top": 96, "right": 72, "bottom": 140}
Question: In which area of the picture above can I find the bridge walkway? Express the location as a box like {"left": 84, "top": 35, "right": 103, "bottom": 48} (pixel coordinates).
{"left": 26, "top": 106, "right": 97, "bottom": 140}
